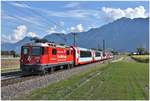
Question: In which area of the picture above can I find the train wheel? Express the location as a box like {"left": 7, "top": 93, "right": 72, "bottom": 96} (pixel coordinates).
{"left": 67, "top": 64, "right": 70, "bottom": 69}
{"left": 64, "top": 65, "right": 68, "bottom": 69}
{"left": 51, "top": 67, "right": 54, "bottom": 73}
{"left": 70, "top": 64, "right": 74, "bottom": 68}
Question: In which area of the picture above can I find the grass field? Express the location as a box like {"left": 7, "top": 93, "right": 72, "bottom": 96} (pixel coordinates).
{"left": 131, "top": 55, "right": 149, "bottom": 63}
{"left": 17, "top": 58, "right": 149, "bottom": 100}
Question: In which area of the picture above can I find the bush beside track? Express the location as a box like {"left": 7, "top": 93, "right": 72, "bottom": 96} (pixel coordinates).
{"left": 131, "top": 55, "right": 149, "bottom": 63}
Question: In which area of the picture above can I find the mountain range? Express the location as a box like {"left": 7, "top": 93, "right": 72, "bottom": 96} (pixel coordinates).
{"left": 1, "top": 17, "right": 149, "bottom": 53}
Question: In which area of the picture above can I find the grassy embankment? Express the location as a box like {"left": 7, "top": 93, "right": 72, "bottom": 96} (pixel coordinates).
{"left": 17, "top": 57, "right": 149, "bottom": 100}
{"left": 1, "top": 58, "right": 20, "bottom": 73}
{"left": 131, "top": 55, "right": 149, "bottom": 63}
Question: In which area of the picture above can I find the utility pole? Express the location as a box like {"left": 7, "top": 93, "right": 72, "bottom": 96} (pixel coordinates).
{"left": 103, "top": 40, "right": 105, "bottom": 56}
{"left": 97, "top": 43, "right": 100, "bottom": 50}
{"left": 72, "top": 33, "right": 77, "bottom": 46}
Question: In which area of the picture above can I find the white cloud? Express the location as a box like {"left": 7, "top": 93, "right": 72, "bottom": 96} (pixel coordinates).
{"left": 47, "top": 26, "right": 57, "bottom": 34}
{"left": 88, "top": 24, "right": 98, "bottom": 30}
{"left": 10, "top": 2, "right": 31, "bottom": 8}
{"left": 27, "top": 32, "right": 37, "bottom": 37}
{"left": 10, "top": 2, "right": 89, "bottom": 19}
{"left": 46, "top": 25, "right": 67, "bottom": 34}
{"left": 61, "top": 30, "right": 66, "bottom": 34}
{"left": 2, "top": 25, "right": 38, "bottom": 43}
{"left": 45, "top": 9, "right": 99, "bottom": 19}
{"left": 46, "top": 24, "right": 84, "bottom": 34}
{"left": 11, "top": 25, "right": 27, "bottom": 41}
{"left": 69, "top": 24, "right": 84, "bottom": 32}
{"left": 65, "top": 2, "right": 80, "bottom": 8}
{"left": 101, "top": 6, "right": 148, "bottom": 21}
{"left": 9, "top": 2, "right": 99, "bottom": 19}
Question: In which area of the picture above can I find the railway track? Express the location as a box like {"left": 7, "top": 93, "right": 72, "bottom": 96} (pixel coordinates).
{"left": 1, "top": 69, "right": 67, "bottom": 87}
{"left": 1, "top": 71, "right": 22, "bottom": 80}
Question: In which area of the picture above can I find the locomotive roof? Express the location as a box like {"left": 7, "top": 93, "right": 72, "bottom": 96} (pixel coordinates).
{"left": 23, "top": 42, "right": 70, "bottom": 48}
{"left": 75, "top": 46, "right": 102, "bottom": 52}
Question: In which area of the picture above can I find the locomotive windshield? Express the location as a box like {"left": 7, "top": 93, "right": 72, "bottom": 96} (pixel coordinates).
{"left": 22, "top": 47, "right": 29, "bottom": 55}
{"left": 31, "top": 46, "right": 42, "bottom": 56}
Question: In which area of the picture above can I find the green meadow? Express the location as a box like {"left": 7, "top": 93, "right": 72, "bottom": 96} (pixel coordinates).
{"left": 17, "top": 57, "right": 149, "bottom": 100}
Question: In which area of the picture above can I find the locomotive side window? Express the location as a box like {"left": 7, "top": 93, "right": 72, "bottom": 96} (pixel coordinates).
{"left": 22, "top": 47, "right": 29, "bottom": 55}
{"left": 80, "top": 51, "right": 91, "bottom": 57}
{"left": 52, "top": 49, "right": 57, "bottom": 55}
{"left": 66, "top": 50, "right": 70, "bottom": 55}
{"left": 31, "top": 47, "right": 41, "bottom": 56}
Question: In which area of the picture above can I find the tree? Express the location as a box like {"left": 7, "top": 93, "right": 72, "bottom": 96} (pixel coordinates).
{"left": 10, "top": 50, "right": 16, "bottom": 57}
{"left": 136, "top": 47, "right": 145, "bottom": 55}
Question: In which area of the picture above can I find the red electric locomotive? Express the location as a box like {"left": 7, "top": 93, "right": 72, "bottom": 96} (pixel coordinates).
{"left": 20, "top": 41, "right": 113, "bottom": 75}
{"left": 20, "top": 42, "right": 74, "bottom": 74}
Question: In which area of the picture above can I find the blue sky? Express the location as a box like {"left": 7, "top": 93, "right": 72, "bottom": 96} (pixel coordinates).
{"left": 1, "top": 1, "right": 149, "bottom": 43}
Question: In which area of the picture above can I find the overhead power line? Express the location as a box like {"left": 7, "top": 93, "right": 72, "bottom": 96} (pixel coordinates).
{"left": 18, "top": 1, "right": 67, "bottom": 43}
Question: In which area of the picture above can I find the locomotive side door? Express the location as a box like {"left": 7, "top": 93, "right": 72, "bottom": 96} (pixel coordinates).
{"left": 50, "top": 48, "right": 57, "bottom": 64}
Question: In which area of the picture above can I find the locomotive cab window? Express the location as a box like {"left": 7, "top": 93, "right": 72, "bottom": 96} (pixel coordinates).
{"left": 66, "top": 50, "right": 70, "bottom": 55}
{"left": 22, "top": 47, "right": 29, "bottom": 55}
{"left": 31, "top": 47, "right": 42, "bottom": 56}
{"left": 52, "top": 49, "right": 57, "bottom": 55}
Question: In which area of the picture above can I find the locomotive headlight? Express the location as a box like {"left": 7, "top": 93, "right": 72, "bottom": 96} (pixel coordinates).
{"left": 36, "top": 59, "right": 40, "bottom": 63}
{"left": 20, "top": 59, "right": 23, "bottom": 62}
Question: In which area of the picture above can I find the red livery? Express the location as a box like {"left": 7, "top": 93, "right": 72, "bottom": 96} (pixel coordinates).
{"left": 20, "top": 41, "right": 113, "bottom": 75}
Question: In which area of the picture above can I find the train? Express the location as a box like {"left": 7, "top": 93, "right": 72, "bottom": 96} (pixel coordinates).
{"left": 20, "top": 41, "right": 113, "bottom": 75}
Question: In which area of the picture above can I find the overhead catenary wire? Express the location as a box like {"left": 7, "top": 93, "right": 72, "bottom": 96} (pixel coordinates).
{"left": 3, "top": 3, "right": 49, "bottom": 32}
{"left": 16, "top": 1, "right": 67, "bottom": 43}
{"left": 2, "top": 16, "right": 47, "bottom": 32}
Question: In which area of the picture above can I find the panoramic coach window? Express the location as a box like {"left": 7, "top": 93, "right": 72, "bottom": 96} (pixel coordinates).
{"left": 31, "top": 47, "right": 41, "bottom": 56}
{"left": 96, "top": 52, "right": 101, "bottom": 57}
{"left": 66, "top": 50, "right": 70, "bottom": 55}
{"left": 22, "top": 47, "right": 29, "bottom": 55}
{"left": 52, "top": 49, "right": 57, "bottom": 55}
{"left": 80, "top": 51, "right": 91, "bottom": 57}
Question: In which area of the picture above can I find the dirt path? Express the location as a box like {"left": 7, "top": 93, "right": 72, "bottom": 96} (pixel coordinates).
{"left": 123, "top": 56, "right": 136, "bottom": 62}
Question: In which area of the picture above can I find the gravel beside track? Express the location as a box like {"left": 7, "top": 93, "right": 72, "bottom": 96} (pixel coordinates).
{"left": 1, "top": 75, "right": 38, "bottom": 87}
{"left": 1, "top": 58, "right": 118, "bottom": 100}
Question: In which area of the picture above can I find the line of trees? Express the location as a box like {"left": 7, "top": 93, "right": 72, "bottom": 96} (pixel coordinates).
{"left": 1, "top": 50, "right": 19, "bottom": 57}
{"left": 136, "top": 47, "right": 149, "bottom": 55}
